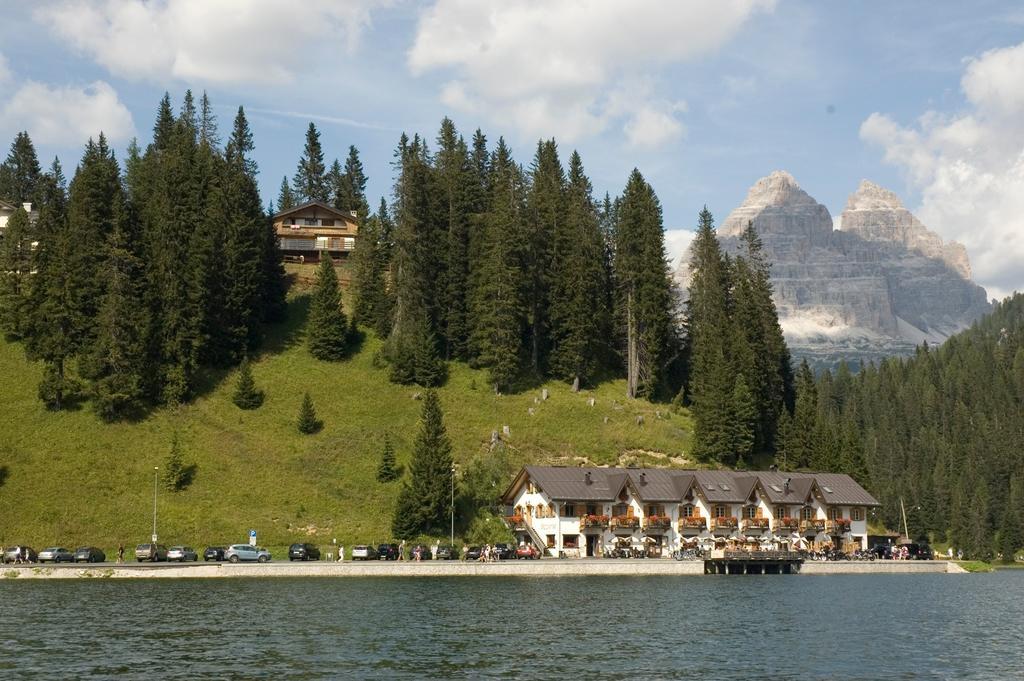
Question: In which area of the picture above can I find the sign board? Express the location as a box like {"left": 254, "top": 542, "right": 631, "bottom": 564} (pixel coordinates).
{"left": 248, "top": 529, "right": 257, "bottom": 546}
{"left": 152, "top": 534, "right": 158, "bottom": 543}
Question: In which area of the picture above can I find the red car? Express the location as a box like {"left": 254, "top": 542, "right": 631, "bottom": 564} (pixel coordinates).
{"left": 515, "top": 544, "right": 541, "bottom": 560}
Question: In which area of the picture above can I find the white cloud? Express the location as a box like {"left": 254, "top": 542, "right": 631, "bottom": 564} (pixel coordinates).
{"left": 0, "top": 53, "right": 11, "bottom": 84}
{"left": 408, "top": 0, "right": 774, "bottom": 145}
{"left": 35, "top": 0, "right": 390, "bottom": 84}
{"left": 0, "top": 80, "right": 134, "bottom": 146}
{"left": 664, "top": 228, "right": 695, "bottom": 268}
{"left": 861, "top": 41, "right": 1024, "bottom": 297}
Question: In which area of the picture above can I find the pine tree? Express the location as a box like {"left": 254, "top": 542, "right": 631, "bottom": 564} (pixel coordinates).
{"left": 548, "top": 150, "right": 608, "bottom": 386}
{"left": 292, "top": 122, "right": 327, "bottom": 203}
{"left": 307, "top": 253, "right": 350, "bottom": 361}
{"left": 232, "top": 356, "right": 264, "bottom": 409}
{"left": 470, "top": 138, "right": 526, "bottom": 392}
{"left": 435, "top": 118, "right": 473, "bottom": 359}
{"left": 377, "top": 433, "right": 399, "bottom": 482}
{"left": 352, "top": 209, "right": 392, "bottom": 335}
{"left": 393, "top": 390, "right": 453, "bottom": 534}
{"left": 524, "top": 139, "right": 562, "bottom": 373}
{"left": 613, "top": 169, "right": 673, "bottom": 399}
{"left": 337, "top": 145, "right": 369, "bottom": 218}
{"left": 297, "top": 392, "right": 322, "bottom": 434}
{"left": 0, "top": 131, "right": 42, "bottom": 203}
{"left": 391, "top": 484, "right": 421, "bottom": 540}
{"left": 162, "top": 433, "right": 187, "bottom": 492}
{"left": 0, "top": 207, "right": 33, "bottom": 339}
{"left": 277, "top": 176, "right": 295, "bottom": 211}
{"left": 85, "top": 220, "right": 150, "bottom": 422}
{"left": 729, "top": 374, "right": 757, "bottom": 465}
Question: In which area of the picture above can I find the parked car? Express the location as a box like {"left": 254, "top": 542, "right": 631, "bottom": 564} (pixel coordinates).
{"left": 870, "top": 543, "right": 892, "bottom": 560}
{"left": 74, "top": 547, "right": 106, "bottom": 563}
{"left": 516, "top": 544, "right": 540, "bottom": 560}
{"left": 408, "top": 544, "right": 433, "bottom": 560}
{"left": 908, "top": 543, "right": 933, "bottom": 560}
{"left": 434, "top": 544, "right": 456, "bottom": 560}
{"left": 493, "top": 543, "right": 514, "bottom": 560}
{"left": 377, "top": 543, "right": 400, "bottom": 560}
{"left": 224, "top": 544, "right": 271, "bottom": 563}
{"left": 288, "top": 543, "right": 321, "bottom": 561}
{"left": 203, "top": 546, "right": 226, "bottom": 562}
{"left": 2, "top": 546, "right": 37, "bottom": 563}
{"left": 351, "top": 545, "right": 379, "bottom": 561}
{"left": 135, "top": 544, "right": 169, "bottom": 562}
{"left": 464, "top": 546, "right": 483, "bottom": 561}
{"left": 38, "top": 547, "right": 76, "bottom": 563}
{"left": 167, "top": 546, "right": 198, "bottom": 562}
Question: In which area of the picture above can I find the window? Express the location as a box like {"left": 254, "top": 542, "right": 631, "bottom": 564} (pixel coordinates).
{"left": 563, "top": 535, "right": 578, "bottom": 549}
{"left": 646, "top": 505, "right": 664, "bottom": 517}
{"left": 681, "top": 505, "right": 694, "bottom": 518}
{"left": 322, "top": 219, "right": 335, "bottom": 227}
{"left": 801, "top": 507, "right": 815, "bottom": 521}
{"left": 343, "top": 237, "right": 355, "bottom": 250}
{"left": 851, "top": 508, "right": 863, "bottom": 521}
{"left": 613, "top": 504, "right": 629, "bottom": 517}
{"left": 714, "top": 505, "right": 728, "bottom": 518}
{"left": 586, "top": 504, "right": 598, "bottom": 516}
{"left": 776, "top": 506, "right": 786, "bottom": 520}
{"left": 288, "top": 218, "right": 297, "bottom": 225}
{"left": 546, "top": 535, "right": 555, "bottom": 548}
{"left": 744, "top": 505, "right": 757, "bottom": 519}
{"left": 829, "top": 507, "right": 843, "bottom": 520}
{"left": 563, "top": 504, "right": 576, "bottom": 518}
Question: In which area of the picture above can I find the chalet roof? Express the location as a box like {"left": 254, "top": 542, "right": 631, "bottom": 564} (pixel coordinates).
{"left": 503, "top": 466, "right": 879, "bottom": 506}
{"left": 272, "top": 200, "right": 356, "bottom": 221}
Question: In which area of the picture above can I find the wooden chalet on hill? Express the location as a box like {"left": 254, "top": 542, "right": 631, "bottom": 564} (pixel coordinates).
{"left": 273, "top": 201, "right": 358, "bottom": 262}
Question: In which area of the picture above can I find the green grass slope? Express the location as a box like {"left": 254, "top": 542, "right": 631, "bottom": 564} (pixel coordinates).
{"left": 0, "top": 290, "right": 692, "bottom": 554}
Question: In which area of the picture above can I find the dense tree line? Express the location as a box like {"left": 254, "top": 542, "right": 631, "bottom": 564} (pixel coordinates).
{"left": 0, "top": 92, "right": 287, "bottom": 419}
{"left": 346, "top": 118, "right": 678, "bottom": 398}
{"left": 785, "top": 294, "right": 1024, "bottom": 560}
{"left": 685, "top": 213, "right": 793, "bottom": 463}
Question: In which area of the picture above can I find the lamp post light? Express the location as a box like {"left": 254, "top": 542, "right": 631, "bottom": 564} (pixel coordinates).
{"left": 152, "top": 466, "right": 159, "bottom": 542}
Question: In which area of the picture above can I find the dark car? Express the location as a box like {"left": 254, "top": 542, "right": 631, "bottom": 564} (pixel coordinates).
{"left": 871, "top": 543, "right": 892, "bottom": 560}
{"left": 434, "top": 544, "right": 456, "bottom": 560}
{"left": 493, "top": 543, "right": 514, "bottom": 560}
{"left": 74, "top": 547, "right": 106, "bottom": 563}
{"left": 377, "top": 543, "right": 400, "bottom": 560}
{"left": 135, "top": 543, "right": 168, "bottom": 562}
{"left": 408, "top": 544, "right": 433, "bottom": 561}
{"left": 289, "top": 543, "right": 321, "bottom": 561}
{"left": 464, "top": 546, "right": 483, "bottom": 561}
{"left": 204, "top": 546, "right": 226, "bottom": 562}
{"left": 38, "top": 547, "right": 75, "bottom": 563}
{"left": 908, "top": 543, "right": 933, "bottom": 560}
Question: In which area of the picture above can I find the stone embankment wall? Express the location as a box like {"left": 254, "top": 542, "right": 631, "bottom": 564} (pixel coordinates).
{"left": 2, "top": 560, "right": 963, "bottom": 580}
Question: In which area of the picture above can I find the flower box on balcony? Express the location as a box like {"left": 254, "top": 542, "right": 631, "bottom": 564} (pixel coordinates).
{"left": 611, "top": 516, "right": 639, "bottom": 530}
{"left": 581, "top": 514, "right": 610, "bottom": 528}
{"left": 827, "top": 520, "right": 852, "bottom": 534}
{"left": 801, "top": 519, "right": 826, "bottom": 533}
{"left": 742, "top": 518, "right": 770, "bottom": 530}
{"left": 712, "top": 517, "right": 738, "bottom": 529}
{"left": 775, "top": 518, "right": 800, "bottom": 533}
{"left": 678, "top": 517, "right": 707, "bottom": 531}
{"left": 644, "top": 515, "right": 672, "bottom": 531}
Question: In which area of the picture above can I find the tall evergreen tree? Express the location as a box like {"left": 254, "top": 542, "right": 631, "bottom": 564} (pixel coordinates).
{"left": 613, "top": 169, "right": 673, "bottom": 399}
{"left": 277, "top": 176, "right": 296, "bottom": 211}
{"left": 391, "top": 390, "right": 453, "bottom": 535}
{"left": 0, "top": 207, "right": 33, "bottom": 339}
{"left": 377, "top": 433, "right": 399, "bottom": 483}
{"left": 523, "top": 140, "right": 563, "bottom": 373}
{"left": 338, "top": 145, "right": 370, "bottom": 218}
{"left": 351, "top": 210, "right": 392, "bottom": 336}
{"left": 434, "top": 118, "right": 473, "bottom": 359}
{"left": 307, "top": 252, "right": 350, "bottom": 361}
{"left": 292, "top": 122, "right": 328, "bottom": 203}
{"left": 0, "top": 131, "right": 42, "bottom": 204}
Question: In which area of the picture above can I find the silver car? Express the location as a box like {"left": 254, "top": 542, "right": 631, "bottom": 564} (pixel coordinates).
{"left": 38, "top": 547, "right": 75, "bottom": 563}
{"left": 223, "top": 544, "right": 271, "bottom": 563}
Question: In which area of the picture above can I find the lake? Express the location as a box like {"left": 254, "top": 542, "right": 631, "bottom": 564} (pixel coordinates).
{"left": 2, "top": 571, "right": 1022, "bottom": 679}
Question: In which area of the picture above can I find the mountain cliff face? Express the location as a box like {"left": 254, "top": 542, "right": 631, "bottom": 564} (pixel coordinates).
{"left": 676, "top": 171, "right": 991, "bottom": 369}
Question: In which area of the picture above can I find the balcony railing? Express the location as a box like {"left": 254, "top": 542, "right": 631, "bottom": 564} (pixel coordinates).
{"left": 742, "top": 518, "right": 770, "bottom": 533}
{"left": 774, "top": 518, "right": 800, "bottom": 534}
{"left": 611, "top": 516, "right": 640, "bottom": 532}
{"left": 801, "top": 519, "right": 826, "bottom": 534}
{"left": 712, "top": 517, "right": 738, "bottom": 535}
{"left": 643, "top": 516, "right": 672, "bottom": 533}
{"left": 826, "top": 519, "right": 852, "bottom": 535}
{"left": 504, "top": 515, "right": 526, "bottom": 531}
{"left": 580, "top": 514, "right": 609, "bottom": 529}
{"left": 678, "top": 517, "right": 707, "bottom": 533}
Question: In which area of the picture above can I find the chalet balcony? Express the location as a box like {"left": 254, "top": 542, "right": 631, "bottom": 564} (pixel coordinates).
{"left": 678, "top": 517, "right": 707, "bottom": 535}
{"left": 580, "top": 514, "right": 609, "bottom": 532}
{"left": 741, "top": 518, "right": 770, "bottom": 535}
{"left": 610, "top": 516, "right": 640, "bottom": 534}
{"left": 826, "top": 519, "right": 852, "bottom": 535}
{"left": 643, "top": 515, "right": 672, "bottom": 535}
{"left": 504, "top": 515, "right": 527, "bottom": 531}
{"left": 774, "top": 518, "right": 800, "bottom": 534}
{"left": 801, "top": 519, "right": 826, "bottom": 535}
{"left": 712, "top": 517, "right": 738, "bottom": 536}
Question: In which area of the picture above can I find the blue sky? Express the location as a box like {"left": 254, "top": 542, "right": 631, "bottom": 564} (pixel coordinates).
{"left": 1, "top": 1, "right": 1022, "bottom": 297}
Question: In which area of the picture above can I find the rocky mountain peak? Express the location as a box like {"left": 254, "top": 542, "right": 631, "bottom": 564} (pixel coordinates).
{"left": 719, "top": 170, "right": 833, "bottom": 242}
{"left": 844, "top": 180, "right": 904, "bottom": 211}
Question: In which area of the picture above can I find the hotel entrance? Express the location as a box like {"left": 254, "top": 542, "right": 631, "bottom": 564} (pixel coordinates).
{"left": 586, "top": 535, "right": 599, "bottom": 557}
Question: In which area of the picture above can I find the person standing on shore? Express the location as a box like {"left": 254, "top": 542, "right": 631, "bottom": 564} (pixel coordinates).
{"left": 117, "top": 544, "right": 124, "bottom": 564}
{"left": 399, "top": 539, "right": 406, "bottom": 561}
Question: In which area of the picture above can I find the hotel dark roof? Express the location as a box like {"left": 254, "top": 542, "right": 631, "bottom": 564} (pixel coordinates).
{"left": 503, "top": 466, "right": 879, "bottom": 506}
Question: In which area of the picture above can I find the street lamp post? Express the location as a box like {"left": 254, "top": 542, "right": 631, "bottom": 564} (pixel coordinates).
{"left": 152, "top": 466, "right": 159, "bottom": 542}
{"left": 450, "top": 465, "right": 456, "bottom": 547}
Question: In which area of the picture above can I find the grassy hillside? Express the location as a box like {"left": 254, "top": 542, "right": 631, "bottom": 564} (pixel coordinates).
{"left": 0, "top": 274, "right": 693, "bottom": 553}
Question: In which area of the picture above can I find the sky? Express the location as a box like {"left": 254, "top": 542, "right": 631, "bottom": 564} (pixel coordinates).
{"left": 1, "top": 0, "right": 1022, "bottom": 299}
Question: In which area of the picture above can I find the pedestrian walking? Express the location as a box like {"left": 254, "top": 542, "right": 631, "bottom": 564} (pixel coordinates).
{"left": 117, "top": 544, "right": 125, "bottom": 564}
{"left": 399, "top": 539, "right": 406, "bottom": 561}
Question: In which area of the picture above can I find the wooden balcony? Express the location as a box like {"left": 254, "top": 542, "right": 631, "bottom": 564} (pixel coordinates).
{"left": 610, "top": 516, "right": 639, "bottom": 534}
{"left": 712, "top": 517, "right": 738, "bottom": 536}
{"left": 826, "top": 519, "right": 852, "bottom": 535}
{"left": 580, "top": 515, "right": 609, "bottom": 532}
{"left": 643, "top": 516, "right": 672, "bottom": 535}
{"left": 774, "top": 518, "right": 800, "bottom": 534}
{"left": 504, "top": 515, "right": 527, "bottom": 531}
{"left": 678, "top": 517, "right": 707, "bottom": 535}
{"left": 801, "top": 519, "right": 826, "bottom": 535}
{"left": 741, "top": 518, "right": 770, "bottom": 534}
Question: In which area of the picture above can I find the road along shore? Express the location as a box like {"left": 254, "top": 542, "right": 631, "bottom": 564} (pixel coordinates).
{"left": 2, "top": 559, "right": 965, "bottom": 579}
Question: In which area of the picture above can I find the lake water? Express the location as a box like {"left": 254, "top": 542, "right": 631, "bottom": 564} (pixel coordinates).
{"left": 2, "top": 572, "right": 1022, "bottom": 679}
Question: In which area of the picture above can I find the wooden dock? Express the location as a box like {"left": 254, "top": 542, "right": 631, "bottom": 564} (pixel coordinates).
{"left": 704, "top": 550, "right": 803, "bottom": 574}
